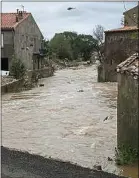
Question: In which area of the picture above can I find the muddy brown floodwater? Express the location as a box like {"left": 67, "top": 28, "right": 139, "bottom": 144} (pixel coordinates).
{"left": 2, "top": 65, "right": 138, "bottom": 178}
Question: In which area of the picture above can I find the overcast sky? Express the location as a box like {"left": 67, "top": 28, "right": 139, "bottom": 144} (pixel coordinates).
{"left": 2, "top": 1, "right": 137, "bottom": 40}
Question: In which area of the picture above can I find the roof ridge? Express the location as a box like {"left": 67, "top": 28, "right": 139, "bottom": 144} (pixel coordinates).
{"left": 14, "top": 13, "right": 30, "bottom": 29}
{"left": 123, "top": 5, "right": 139, "bottom": 14}
{"left": 117, "top": 53, "right": 139, "bottom": 77}
{"left": 105, "top": 26, "right": 138, "bottom": 33}
{"left": 1, "top": 12, "right": 31, "bottom": 14}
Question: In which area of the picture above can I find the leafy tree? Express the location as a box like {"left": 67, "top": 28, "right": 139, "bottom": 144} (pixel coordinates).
{"left": 62, "top": 32, "right": 98, "bottom": 61}
{"left": 74, "top": 34, "right": 98, "bottom": 61}
{"left": 62, "top": 31, "right": 79, "bottom": 60}
{"left": 41, "top": 39, "right": 52, "bottom": 57}
{"left": 49, "top": 33, "right": 73, "bottom": 60}
{"left": 47, "top": 31, "right": 99, "bottom": 62}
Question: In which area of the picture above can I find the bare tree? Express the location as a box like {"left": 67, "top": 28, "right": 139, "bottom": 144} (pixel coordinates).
{"left": 93, "top": 25, "right": 105, "bottom": 63}
{"left": 93, "top": 25, "right": 104, "bottom": 45}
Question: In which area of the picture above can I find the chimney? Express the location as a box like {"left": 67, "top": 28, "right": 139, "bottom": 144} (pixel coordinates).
{"left": 16, "top": 15, "right": 18, "bottom": 22}
{"left": 15, "top": 9, "right": 19, "bottom": 22}
{"left": 16, "top": 9, "right": 24, "bottom": 22}
{"left": 18, "top": 11, "right": 23, "bottom": 20}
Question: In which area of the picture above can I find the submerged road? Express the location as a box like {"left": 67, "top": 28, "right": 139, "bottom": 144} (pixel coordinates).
{"left": 2, "top": 65, "right": 133, "bottom": 176}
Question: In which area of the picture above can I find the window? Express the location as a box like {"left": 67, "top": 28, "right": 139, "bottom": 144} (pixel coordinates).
{"left": 133, "top": 13, "right": 136, "bottom": 18}
{"left": 1, "top": 33, "right": 4, "bottom": 48}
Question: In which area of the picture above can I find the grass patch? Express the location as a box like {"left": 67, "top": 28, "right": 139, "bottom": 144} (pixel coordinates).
{"left": 115, "top": 145, "right": 139, "bottom": 165}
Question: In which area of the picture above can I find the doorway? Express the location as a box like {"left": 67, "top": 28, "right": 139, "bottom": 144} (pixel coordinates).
{"left": 1, "top": 58, "right": 9, "bottom": 71}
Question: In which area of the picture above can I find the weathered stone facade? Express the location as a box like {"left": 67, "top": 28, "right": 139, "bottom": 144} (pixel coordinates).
{"left": 98, "top": 29, "right": 138, "bottom": 82}
{"left": 117, "top": 53, "right": 139, "bottom": 150}
{"left": 98, "top": 5, "right": 139, "bottom": 82}
{"left": 1, "top": 11, "right": 44, "bottom": 71}
{"left": 14, "top": 14, "right": 43, "bottom": 70}
{"left": 123, "top": 5, "right": 139, "bottom": 26}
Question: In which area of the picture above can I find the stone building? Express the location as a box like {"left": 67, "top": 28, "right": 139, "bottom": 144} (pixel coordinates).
{"left": 124, "top": 5, "right": 139, "bottom": 26}
{"left": 1, "top": 10, "right": 45, "bottom": 72}
{"left": 98, "top": 5, "right": 139, "bottom": 82}
{"left": 117, "top": 53, "right": 138, "bottom": 150}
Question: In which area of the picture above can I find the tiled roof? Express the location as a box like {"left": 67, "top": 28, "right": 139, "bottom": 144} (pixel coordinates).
{"left": 1, "top": 13, "right": 30, "bottom": 30}
{"left": 117, "top": 53, "right": 139, "bottom": 78}
{"left": 105, "top": 26, "right": 138, "bottom": 33}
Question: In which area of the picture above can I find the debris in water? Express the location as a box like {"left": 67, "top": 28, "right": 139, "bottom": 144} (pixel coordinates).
{"left": 93, "top": 165, "right": 102, "bottom": 171}
{"left": 108, "top": 157, "right": 113, "bottom": 161}
{"left": 103, "top": 116, "right": 113, "bottom": 121}
{"left": 103, "top": 116, "right": 108, "bottom": 121}
{"left": 77, "top": 89, "right": 84, "bottom": 92}
{"left": 39, "top": 84, "right": 44, "bottom": 87}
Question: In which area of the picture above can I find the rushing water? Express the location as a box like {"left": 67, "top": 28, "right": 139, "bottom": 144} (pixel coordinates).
{"left": 2, "top": 65, "right": 138, "bottom": 177}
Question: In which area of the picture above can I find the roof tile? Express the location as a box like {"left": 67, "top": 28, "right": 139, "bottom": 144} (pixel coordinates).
{"left": 117, "top": 53, "right": 139, "bottom": 77}
{"left": 1, "top": 12, "right": 30, "bottom": 30}
{"left": 105, "top": 26, "right": 139, "bottom": 33}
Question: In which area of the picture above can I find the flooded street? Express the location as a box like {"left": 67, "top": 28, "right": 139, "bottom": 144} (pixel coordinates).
{"left": 2, "top": 65, "right": 137, "bottom": 177}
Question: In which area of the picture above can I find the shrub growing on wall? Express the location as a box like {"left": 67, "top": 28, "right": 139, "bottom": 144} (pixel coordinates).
{"left": 10, "top": 56, "right": 26, "bottom": 79}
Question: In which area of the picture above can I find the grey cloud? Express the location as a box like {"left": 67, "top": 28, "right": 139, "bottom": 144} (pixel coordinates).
{"left": 2, "top": 1, "right": 137, "bottom": 39}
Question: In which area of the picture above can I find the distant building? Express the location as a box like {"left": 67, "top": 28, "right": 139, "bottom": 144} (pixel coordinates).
{"left": 117, "top": 53, "right": 138, "bottom": 150}
{"left": 1, "top": 9, "right": 45, "bottom": 72}
{"left": 124, "top": 5, "right": 139, "bottom": 26}
{"left": 98, "top": 5, "right": 139, "bottom": 82}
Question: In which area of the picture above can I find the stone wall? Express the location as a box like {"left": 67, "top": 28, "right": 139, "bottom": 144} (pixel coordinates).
{"left": 98, "top": 30, "right": 138, "bottom": 82}
{"left": 1, "top": 67, "right": 54, "bottom": 94}
{"left": 27, "top": 66, "right": 54, "bottom": 80}
{"left": 97, "top": 64, "right": 106, "bottom": 82}
{"left": 117, "top": 73, "right": 138, "bottom": 149}
{"left": 1, "top": 79, "right": 23, "bottom": 94}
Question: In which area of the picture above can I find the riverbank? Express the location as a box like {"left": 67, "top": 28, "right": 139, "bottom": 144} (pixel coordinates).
{"left": 1, "top": 66, "right": 54, "bottom": 94}
{"left": 2, "top": 146, "right": 126, "bottom": 178}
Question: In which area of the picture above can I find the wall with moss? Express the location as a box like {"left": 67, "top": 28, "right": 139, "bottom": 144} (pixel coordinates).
{"left": 117, "top": 72, "right": 138, "bottom": 150}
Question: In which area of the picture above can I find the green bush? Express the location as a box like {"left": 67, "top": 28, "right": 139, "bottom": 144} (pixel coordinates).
{"left": 10, "top": 56, "right": 26, "bottom": 79}
{"left": 115, "top": 145, "right": 139, "bottom": 165}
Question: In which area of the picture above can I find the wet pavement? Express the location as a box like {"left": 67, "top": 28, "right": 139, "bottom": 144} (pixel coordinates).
{"left": 2, "top": 65, "right": 138, "bottom": 177}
